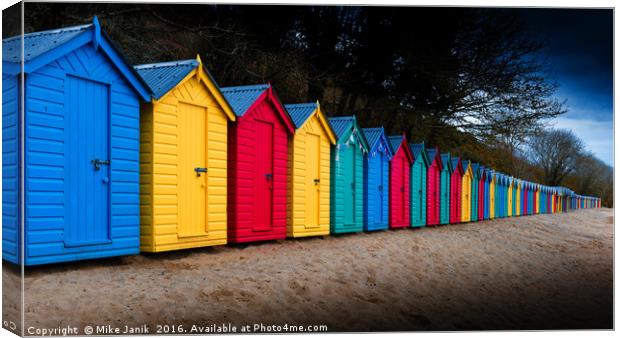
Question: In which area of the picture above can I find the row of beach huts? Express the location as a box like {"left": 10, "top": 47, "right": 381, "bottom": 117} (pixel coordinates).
{"left": 2, "top": 18, "right": 601, "bottom": 265}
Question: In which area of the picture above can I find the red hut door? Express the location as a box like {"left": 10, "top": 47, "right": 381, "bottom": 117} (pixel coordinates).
{"left": 427, "top": 165, "right": 438, "bottom": 224}
{"left": 400, "top": 156, "right": 407, "bottom": 222}
{"left": 255, "top": 120, "right": 274, "bottom": 230}
{"left": 391, "top": 154, "right": 405, "bottom": 225}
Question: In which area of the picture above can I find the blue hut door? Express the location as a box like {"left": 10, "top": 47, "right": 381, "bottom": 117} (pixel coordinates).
{"left": 343, "top": 142, "right": 356, "bottom": 226}
{"left": 64, "top": 76, "right": 110, "bottom": 246}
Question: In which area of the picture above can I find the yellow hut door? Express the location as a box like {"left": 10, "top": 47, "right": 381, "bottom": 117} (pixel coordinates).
{"left": 305, "top": 133, "right": 321, "bottom": 228}
{"left": 178, "top": 102, "right": 208, "bottom": 237}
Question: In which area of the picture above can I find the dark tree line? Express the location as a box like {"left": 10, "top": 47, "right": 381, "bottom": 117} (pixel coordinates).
{"left": 526, "top": 129, "right": 612, "bottom": 207}
{"left": 5, "top": 4, "right": 611, "bottom": 206}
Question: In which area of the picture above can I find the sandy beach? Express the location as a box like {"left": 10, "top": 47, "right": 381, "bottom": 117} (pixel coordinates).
{"left": 3, "top": 208, "right": 613, "bottom": 333}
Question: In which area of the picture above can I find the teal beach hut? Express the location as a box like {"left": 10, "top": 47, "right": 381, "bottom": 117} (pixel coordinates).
{"left": 328, "top": 116, "right": 370, "bottom": 234}
{"left": 439, "top": 153, "right": 453, "bottom": 225}
{"left": 495, "top": 173, "right": 502, "bottom": 218}
{"left": 409, "top": 143, "right": 430, "bottom": 227}
{"left": 494, "top": 172, "right": 502, "bottom": 218}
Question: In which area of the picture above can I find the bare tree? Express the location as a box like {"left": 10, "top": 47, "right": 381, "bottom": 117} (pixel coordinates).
{"left": 569, "top": 152, "right": 613, "bottom": 207}
{"left": 528, "top": 129, "right": 584, "bottom": 186}
{"left": 573, "top": 152, "right": 604, "bottom": 192}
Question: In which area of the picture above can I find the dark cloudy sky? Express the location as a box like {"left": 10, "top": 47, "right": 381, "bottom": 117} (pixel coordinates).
{"left": 518, "top": 8, "right": 613, "bottom": 165}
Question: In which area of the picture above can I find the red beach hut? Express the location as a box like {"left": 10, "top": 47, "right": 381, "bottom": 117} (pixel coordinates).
{"left": 387, "top": 134, "right": 414, "bottom": 228}
{"left": 450, "top": 156, "right": 464, "bottom": 224}
{"left": 477, "top": 165, "right": 486, "bottom": 221}
{"left": 222, "top": 84, "right": 295, "bottom": 243}
{"left": 426, "top": 147, "right": 443, "bottom": 226}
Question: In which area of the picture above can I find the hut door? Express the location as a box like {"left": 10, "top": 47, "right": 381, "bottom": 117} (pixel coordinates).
{"left": 178, "top": 103, "right": 207, "bottom": 237}
{"left": 428, "top": 166, "right": 436, "bottom": 222}
{"left": 463, "top": 174, "right": 470, "bottom": 217}
{"left": 255, "top": 120, "right": 274, "bottom": 230}
{"left": 343, "top": 142, "right": 356, "bottom": 226}
{"left": 64, "top": 76, "right": 110, "bottom": 246}
{"left": 377, "top": 152, "right": 385, "bottom": 224}
{"left": 443, "top": 171, "right": 449, "bottom": 219}
{"left": 305, "top": 133, "right": 320, "bottom": 228}
{"left": 391, "top": 154, "right": 407, "bottom": 225}
{"left": 401, "top": 155, "right": 407, "bottom": 222}
{"left": 417, "top": 164, "right": 424, "bottom": 220}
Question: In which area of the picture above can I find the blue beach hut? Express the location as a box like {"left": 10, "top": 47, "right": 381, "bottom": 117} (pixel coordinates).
{"left": 362, "top": 128, "right": 393, "bottom": 231}
{"left": 484, "top": 168, "right": 492, "bottom": 220}
{"left": 2, "top": 18, "right": 151, "bottom": 265}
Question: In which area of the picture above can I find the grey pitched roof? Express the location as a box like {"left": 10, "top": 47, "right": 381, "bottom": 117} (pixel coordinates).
{"left": 362, "top": 128, "right": 383, "bottom": 150}
{"left": 220, "top": 84, "right": 270, "bottom": 116}
{"left": 284, "top": 102, "right": 318, "bottom": 129}
{"left": 134, "top": 59, "right": 198, "bottom": 99}
{"left": 328, "top": 116, "right": 356, "bottom": 140}
{"left": 3, "top": 23, "right": 92, "bottom": 63}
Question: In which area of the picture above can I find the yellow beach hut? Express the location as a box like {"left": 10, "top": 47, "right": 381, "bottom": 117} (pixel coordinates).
{"left": 515, "top": 180, "right": 522, "bottom": 216}
{"left": 135, "top": 56, "right": 236, "bottom": 252}
{"left": 284, "top": 102, "right": 337, "bottom": 237}
{"left": 461, "top": 160, "right": 473, "bottom": 222}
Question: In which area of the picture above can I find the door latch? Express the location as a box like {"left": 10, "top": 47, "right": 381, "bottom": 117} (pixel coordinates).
{"left": 314, "top": 178, "right": 320, "bottom": 185}
{"left": 91, "top": 159, "right": 110, "bottom": 171}
{"left": 265, "top": 173, "right": 273, "bottom": 180}
{"left": 195, "top": 167, "right": 208, "bottom": 177}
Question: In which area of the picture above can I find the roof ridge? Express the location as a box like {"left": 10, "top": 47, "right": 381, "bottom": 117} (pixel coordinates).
{"left": 220, "top": 84, "right": 270, "bottom": 91}
{"left": 329, "top": 115, "right": 355, "bottom": 120}
{"left": 285, "top": 102, "right": 317, "bottom": 107}
{"left": 3, "top": 23, "right": 92, "bottom": 42}
{"left": 134, "top": 59, "right": 197, "bottom": 70}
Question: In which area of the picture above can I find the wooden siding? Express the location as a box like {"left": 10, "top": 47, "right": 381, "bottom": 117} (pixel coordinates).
{"left": 461, "top": 165, "right": 472, "bottom": 222}
{"left": 23, "top": 43, "right": 141, "bottom": 265}
{"left": 287, "top": 113, "right": 331, "bottom": 237}
{"left": 2, "top": 74, "right": 19, "bottom": 263}
{"left": 228, "top": 98, "right": 289, "bottom": 243}
{"left": 140, "top": 74, "right": 229, "bottom": 252}
{"left": 440, "top": 167, "right": 451, "bottom": 225}
{"left": 410, "top": 158, "right": 427, "bottom": 227}
{"left": 330, "top": 132, "right": 365, "bottom": 234}
{"left": 426, "top": 161, "right": 441, "bottom": 226}
{"left": 363, "top": 137, "right": 390, "bottom": 231}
